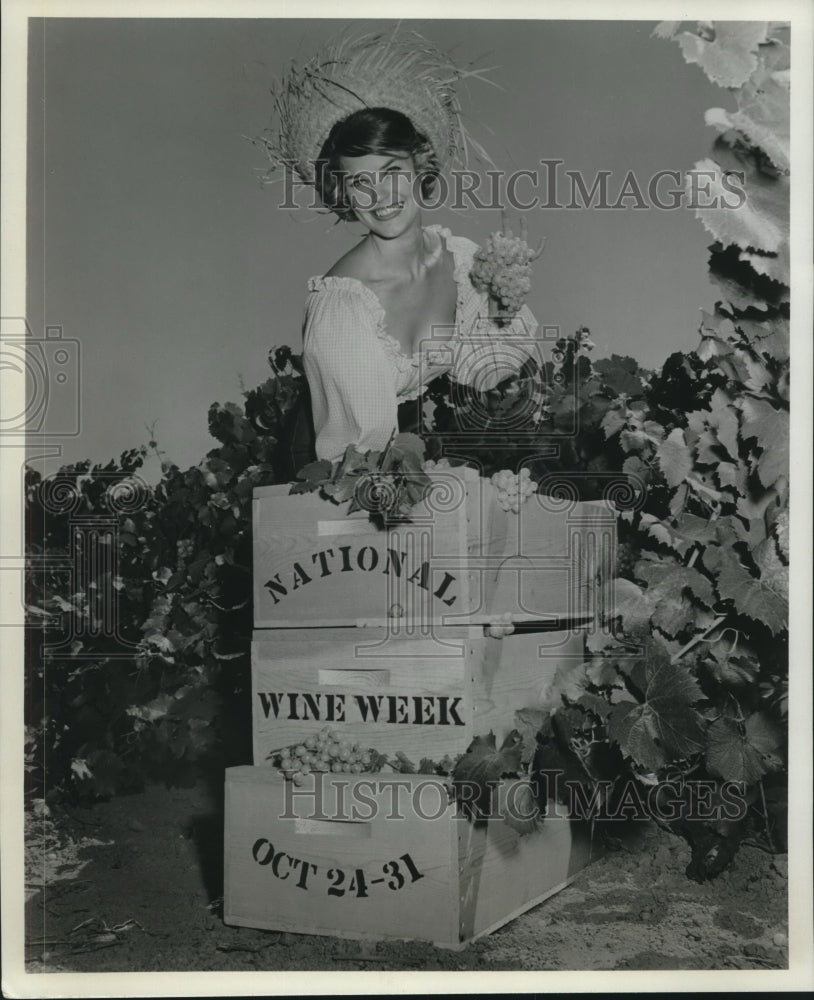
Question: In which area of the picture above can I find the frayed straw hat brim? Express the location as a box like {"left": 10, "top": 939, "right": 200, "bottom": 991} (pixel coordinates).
{"left": 258, "top": 28, "right": 494, "bottom": 186}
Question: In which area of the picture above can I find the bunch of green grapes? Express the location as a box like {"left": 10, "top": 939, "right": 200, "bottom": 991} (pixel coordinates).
{"left": 272, "top": 728, "right": 373, "bottom": 785}
{"left": 491, "top": 467, "right": 537, "bottom": 513}
{"left": 470, "top": 230, "right": 539, "bottom": 322}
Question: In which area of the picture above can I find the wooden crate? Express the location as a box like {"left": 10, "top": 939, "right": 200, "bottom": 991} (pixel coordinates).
{"left": 251, "top": 625, "right": 587, "bottom": 765}
{"left": 253, "top": 469, "right": 614, "bottom": 629}
{"left": 223, "top": 766, "right": 593, "bottom": 948}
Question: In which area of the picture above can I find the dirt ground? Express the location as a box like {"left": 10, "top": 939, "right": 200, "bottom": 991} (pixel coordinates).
{"left": 24, "top": 778, "right": 788, "bottom": 975}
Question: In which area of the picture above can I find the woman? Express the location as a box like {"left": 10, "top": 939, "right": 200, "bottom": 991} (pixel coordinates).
{"left": 264, "top": 30, "right": 538, "bottom": 463}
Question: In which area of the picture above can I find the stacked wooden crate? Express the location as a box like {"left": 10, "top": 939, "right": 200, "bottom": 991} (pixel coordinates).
{"left": 224, "top": 467, "right": 614, "bottom": 948}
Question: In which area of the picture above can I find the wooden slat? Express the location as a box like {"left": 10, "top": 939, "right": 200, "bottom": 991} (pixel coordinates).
{"left": 253, "top": 497, "right": 470, "bottom": 629}
{"left": 253, "top": 470, "right": 609, "bottom": 629}
{"left": 223, "top": 768, "right": 595, "bottom": 947}
{"left": 470, "top": 630, "right": 586, "bottom": 738}
{"left": 457, "top": 790, "right": 594, "bottom": 943}
{"left": 250, "top": 627, "right": 587, "bottom": 766}
{"left": 251, "top": 629, "right": 476, "bottom": 762}
{"left": 224, "top": 768, "right": 459, "bottom": 945}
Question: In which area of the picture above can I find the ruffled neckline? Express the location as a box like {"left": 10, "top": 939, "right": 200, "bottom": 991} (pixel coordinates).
{"left": 307, "top": 225, "right": 477, "bottom": 368}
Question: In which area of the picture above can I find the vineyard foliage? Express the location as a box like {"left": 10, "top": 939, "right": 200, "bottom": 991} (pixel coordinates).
{"left": 24, "top": 20, "right": 789, "bottom": 870}
{"left": 525, "top": 22, "right": 790, "bottom": 872}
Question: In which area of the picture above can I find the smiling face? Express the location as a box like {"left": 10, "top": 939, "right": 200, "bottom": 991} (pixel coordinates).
{"left": 338, "top": 152, "right": 422, "bottom": 238}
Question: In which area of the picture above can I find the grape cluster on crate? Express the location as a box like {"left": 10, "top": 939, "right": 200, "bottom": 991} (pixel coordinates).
{"left": 272, "top": 729, "right": 374, "bottom": 784}
{"left": 491, "top": 468, "right": 536, "bottom": 513}
{"left": 470, "top": 230, "right": 540, "bottom": 322}
{"left": 270, "top": 729, "right": 461, "bottom": 784}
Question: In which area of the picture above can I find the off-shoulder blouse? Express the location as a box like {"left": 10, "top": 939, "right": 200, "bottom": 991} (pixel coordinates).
{"left": 302, "top": 224, "right": 539, "bottom": 463}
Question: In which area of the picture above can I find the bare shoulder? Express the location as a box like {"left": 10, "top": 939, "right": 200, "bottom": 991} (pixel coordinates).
{"left": 323, "top": 240, "right": 372, "bottom": 280}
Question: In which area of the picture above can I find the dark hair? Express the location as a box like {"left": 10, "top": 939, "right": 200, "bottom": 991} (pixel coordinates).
{"left": 315, "top": 108, "right": 440, "bottom": 220}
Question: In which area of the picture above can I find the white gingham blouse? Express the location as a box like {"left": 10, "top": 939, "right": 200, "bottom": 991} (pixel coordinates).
{"left": 302, "top": 224, "right": 539, "bottom": 462}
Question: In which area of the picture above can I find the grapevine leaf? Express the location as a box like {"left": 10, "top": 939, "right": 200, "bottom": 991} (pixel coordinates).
{"left": 593, "top": 355, "right": 645, "bottom": 398}
{"left": 622, "top": 455, "right": 651, "bottom": 485}
{"left": 290, "top": 459, "right": 333, "bottom": 494}
{"left": 705, "top": 649, "right": 760, "bottom": 687}
{"left": 607, "top": 660, "right": 706, "bottom": 769}
{"left": 734, "top": 347, "right": 773, "bottom": 395}
{"left": 669, "top": 483, "right": 688, "bottom": 518}
{"left": 656, "top": 428, "right": 693, "bottom": 488}
{"left": 755, "top": 436, "right": 788, "bottom": 490}
{"left": 752, "top": 536, "right": 788, "bottom": 603}
{"left": 607, "top": 702, "right": 667, "bottom": 771}
{"left": 392, "top": 751, "right": 417, "bottom": 774}
{"left": 609, "top": 686, "right": 639, "bottom": 705}
{"left": 730, "top": 514, "right": 766, "bottom": 549}
{"left": 673, "top": 512, "right": 717, "bottom": 545}
{"left": 452, "top": 731, "right": 523, "bottom": 817}
{"left": 716, "top": 462, "right": 738, "bottom": 489}
{"left": 604, "top": 578, "right": 653, "bottom": 633}
{"left": 323, "top": 470, "right": 364, "bottom": 504}
{"left": 367, "top": 749, "right": 389, "bottom": 772}
{"left": 738, "top": 396, "right": 780, "bottom": 445}
{"left": 576, "top": 692, "right": 613, "bottom": 722}
{"left": 689, "top": 157, "right": 787, "bottom": 254}
{"left": 764, "top": 24, "right": 791, "bottom": 62}
{"left": 697, "top": 334, "right": 732, "bottom": 363}
{"left": 635, "top": 560, "right": 716, "bottom": 608}
{"left": 673, "top": 22, "right": 768, "bottom": 88}
{"left": 706, "top": 713, "right": 782, "bottom": 784}
{"left": 651, "top": 21, "right": 683, "bottom": 40}
{"left": 634, "top": 513, "right": 687, "bottom": 553}
{"left": 690, "top": 428, "right": 724, "bottom": 467}
{"left": 771, "top": 508, "right": 789, "bottom": 562}
{"left": 619, "top": 429, "right": 651, "bottom": 455}
{"left": 383, "top": 432, "right": 426, "bottom": 471}
{"left": 709, "top": 270, "right": 779, "bottom": 316}
{"left": 642, "top": 420, "right": 666, "bottom": 443}
{"left": 708, "top": 393, "right": 740, "bottom": 458}
{"left": 704, "top": 544, "right": 787, "bottom": 634}
{"left": 585, "top": 629, "right": 626, "bottom": 654}
{"left": 651, "top": 595, "right": 694, "bottom": 638}
{"left": 502, "top": 781, "right": 543, "bottom": 836}
{"left": 738, "top": 398, "right": 789, "bottom": 487}
{"left": 601, "top": 404, "right": 628, "bottom": 439}
{"left": 453, "top": 731, "right": 523, "bottom": 784}
{"left": 401, "top": 472, "right": 431, "bottom": 507}
{"left": 736, "top": 316, "right": 789, "bottom": 361}
{"left": 736, "top": 481, "right": 779, "bottom": 523}
{"left": 739, "top": 246, "right": 790, "bottom": 287}
{"left": 705, "top": 65, "right": 790, "bottom": 172}
{"left": 541, "top": 660, "right": 591, "bottom": 707}
{"left": 744, "top": 712, "right": 784, "bottom": 768}
{"left": 586, "top": 658, "right": 624, "bottom": 687}
{"left": 699, "top": 307, "right": 738, "bottom": 341}
{"left": 514, "top": 707, "right": 550, "bottom": 765}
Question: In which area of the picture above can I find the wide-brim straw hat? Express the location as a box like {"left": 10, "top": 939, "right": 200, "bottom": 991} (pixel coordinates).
{"left": 258, "top": 27, "right": 493, "bottom": 187}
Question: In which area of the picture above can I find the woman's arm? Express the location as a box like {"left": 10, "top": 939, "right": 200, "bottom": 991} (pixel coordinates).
{"left": 302, "top": 285, "right": 399, "bottom": 463}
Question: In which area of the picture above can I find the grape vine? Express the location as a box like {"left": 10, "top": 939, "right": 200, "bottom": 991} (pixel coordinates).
{"left": 518, "top": 21, "right": 790, "bottom": 877}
